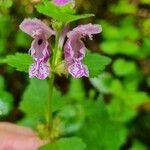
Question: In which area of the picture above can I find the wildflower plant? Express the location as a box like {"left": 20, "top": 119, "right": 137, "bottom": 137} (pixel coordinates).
{"left": 3, "top": 0, "right": 111, "bottom": 149}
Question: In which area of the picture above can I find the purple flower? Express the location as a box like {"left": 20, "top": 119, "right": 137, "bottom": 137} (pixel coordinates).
{"left": 53, "top": 0, "right": 73, "bottom": 6}
{"left": 64, "top": 24, "right": 102, "bottom": 78}
{"left": 19, "top": 18, "right": 55, "bottom": 79}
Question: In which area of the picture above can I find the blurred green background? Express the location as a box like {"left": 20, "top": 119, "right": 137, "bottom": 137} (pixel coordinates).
{"left": 0, "top": 0, "right": 150, "bottom": 149}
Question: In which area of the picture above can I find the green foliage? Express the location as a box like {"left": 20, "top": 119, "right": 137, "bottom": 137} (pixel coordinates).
{"left": 0, "top": 75, "right": 13, "bottom": 118}
{"left": 39, "top": 137, "right": 86, "bottom": 150}
{"left": 100, "top": 17, "right": 141, "bottom": 57}
{"left": 0, "top": 16, "right": 11, "bottom": 53}
{"left": 131, "top": 140, "right": 147, "bottom": 150}
{"left": 0, "top": 91, "right": 13, "bottom": 117}
{"left": 16, "top": 31, "right": 31, "bottom": 48}
{"left": 113, "top": 59, "right": 137, "bottom": 76}
{"left": 19, "top": 78, "right": 49, "bottom": 118}
{"left": 36, "top": 1, "right": 94, "bottom": 24}
{"left": 0, "top": 75, "right": 5, "bottom": 90}
{"left": 83, "top": 51, "right": 111, "bottom": 78}
{"left": 6, "top": 53, "right": 33, "bottom": 72}
{"left": 90, "top": 73, "right": 113, "bottom": 94}
{"left": 77, "top": 98, "right": 127, "bottom": 150}
{"left": 110, "top": 0, "right": 137, "bottom": 14}
{"left": 0, "top": 0, "right": 13, "bottom": 8}
{"left": 19, "top": 78, "right": 65, "bottom": 127}
{"left": 0, "top": 0, "right": 150, "bottom": 149}
{"left": 67, "top": 78, "right": 85, "bottom": 100}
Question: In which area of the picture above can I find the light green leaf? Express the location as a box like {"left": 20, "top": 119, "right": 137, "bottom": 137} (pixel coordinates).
{"left": 90, "top": 73, "right": 113, "bottom": 94}
{"left": 113, "top": 59, "right": 137, "bottom": 76}
{"left": 131, "top": 140, "right": 147, "bottom": 150}
{"left": 110, "top": 0, "right": 137, "bottom": 15}
{"left": 36, "top": 1, "right": 94, "bottom": 24}
{"left": 0, "top": 91, "right": 13, "bottom": 117}
{"left": 83, "top": 52, "right": 111, "bottom": 78}
{"left": 101, "top": 41, "right": 139, "bottom": 56}
{"left": 39, "top": 137, "right": 86, "bottom": 150}
{"left": 6, "top": 53, "right": 33, "bottom": 72}
{"left": 68, "top": 78, "right": 85, "bottom": 101}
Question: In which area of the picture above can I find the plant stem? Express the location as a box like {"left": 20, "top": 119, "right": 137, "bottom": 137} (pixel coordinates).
{"left": 47, "top": 74, "right": 54, "bottom": 135}
{"left": 52, "top": 29, "right": 61, "bottom": 67}
{"left": 47, "top": 28, "right": 62, "bottom": 138}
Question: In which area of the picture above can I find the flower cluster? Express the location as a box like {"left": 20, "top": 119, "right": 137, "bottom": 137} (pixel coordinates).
{"left": 19, "top": 1, "right": 102, "bottom": 79}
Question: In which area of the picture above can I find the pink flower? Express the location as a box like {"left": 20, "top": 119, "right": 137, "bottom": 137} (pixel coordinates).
{"left": 19, "top": 18, "right": 55, "bottom": 79}
{"left": 53, "top": 0, "right": 73, "bottom": 6}
{"left": 64, "top": 24, "right": 102, "bottom": 78}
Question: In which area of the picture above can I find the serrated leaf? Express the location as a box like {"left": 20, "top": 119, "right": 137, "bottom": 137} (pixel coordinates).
{"left": 83, "top": 52, "right": 111, "bottom": 78}
{"left": 6, "top": 53, "right": 33, "bottom": 72}
{"left": 19, "top": 78, "right": 65, "bottom": 119}
{"left": 39, "top": 137, "right": 86, "bottom": 150}
{"left": 36, "top": 1, "right": 94, "bottom": 24}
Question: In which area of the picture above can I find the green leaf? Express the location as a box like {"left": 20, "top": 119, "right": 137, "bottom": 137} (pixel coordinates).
{"left": 19, "top": 78, "right": 65, "bottom": 124}
{"left": 16, "top": 31, "right": 31, "bottom": 47}
{"left": 77, "top": 98, "right": 127, "bottom": 150}
{"left": 113, "top": 58, "right": 137, "bottom": 76}
{"left": 19, "top": 78, "right": 49, "bottom": 119}
{"left": 36, "top": 1, "right": 94, "bottom": 24}
{"left": 6, "top": 53, "right": 33, "bottom": 72}
{"left": 110, "top": 0, "right": 137, "bottom": 15}
{"left": 131, "top": 140, "right": 147, "bottom": 150}
{"left": 83, "top": 52, "right": 111, "bottom": 78}
{"left": 90, "top": 73, "right": 113, "bottom": 94}
{"left": 39, "top": 137, "right": 86, "bottom": 150}
{"left": 0, "top": 91, "right": 13, "bottom": 117}
{"left": 68, "top": 78, "right": 85, "bottom": 101}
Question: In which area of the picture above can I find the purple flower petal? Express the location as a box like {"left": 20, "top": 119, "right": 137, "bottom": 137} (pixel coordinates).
{"left": 53, "top": 0, "right": 73, "bottom": 6}
{"left": 29, "top": 39, "right": 50, "bottom": 61}
{"left": 19, "top": 18, "right": 55, "bottom": 39}
{"left": 67, "top": 23, "right": 102, "bottom": 40}
{"left": 29, "top": 61, "right": 50, "bottom": 80}
{"left": 68, "top": 61, "right": 89, "bottom": 78}
{"left": 64, "top": 24, "right": 102, "bottom": 78}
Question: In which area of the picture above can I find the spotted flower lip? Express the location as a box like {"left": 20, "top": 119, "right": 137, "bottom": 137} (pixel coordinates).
{"left": 19, "top": 18, "right": 55, "bottom": 79}
{"left": 64, "top": 23, "right": 102, "bottom": 78}
{"left": 53, "top": 0, "right": 73, "bottom": 6}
